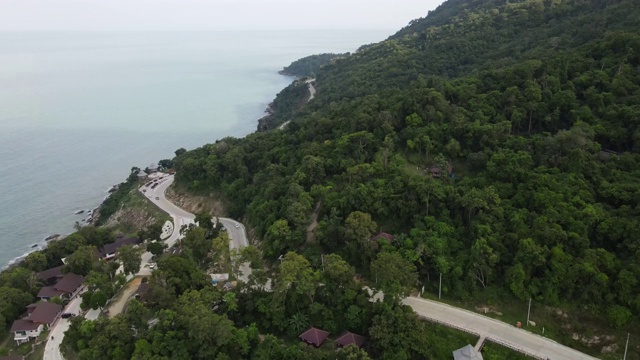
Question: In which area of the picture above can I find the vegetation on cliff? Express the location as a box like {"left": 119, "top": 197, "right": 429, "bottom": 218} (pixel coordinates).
{"left": 278, "top": 53, "right": 347, "bottom": 78}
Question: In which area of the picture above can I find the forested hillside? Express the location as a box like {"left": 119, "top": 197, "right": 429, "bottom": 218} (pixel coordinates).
{"left": 175, "top": 0, "right": 640, "bottom": 322}
{"left": 278, "top": 53, "right": 347, "bottom": 78}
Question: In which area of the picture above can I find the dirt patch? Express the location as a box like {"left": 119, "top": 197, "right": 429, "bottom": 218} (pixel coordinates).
{"left": 104, "top": 189, "right": 170, "bottom": 233}
{"left": 107, "top": 277, "right": 142, "bottom": 318}
{"left": 475, "top": 305, "right": 503, "bottom": 316}
{"left": 306, "top": 201, "right": 322, "bottom": 243}
{"left": 105, "top": 206, "right": 162, "bottom": 233}
{"left": 165, "top": 184, "right": 227, "bottom": 216}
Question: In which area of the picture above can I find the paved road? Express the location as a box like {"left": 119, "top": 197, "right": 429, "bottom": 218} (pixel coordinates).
{"left": 306, "top": 78, "right": 316, "bottom": 101}
{"left": 402, "top": 297, "right": 599, "bottom": 360}
{"left": 277, "top": 78, "right": 316, "bottom": 131}
{"left": 43, "top": 294, "right": 82, "bottom": 360}
{"left": 144, "top": 175, "right": 252, "bottom": 282}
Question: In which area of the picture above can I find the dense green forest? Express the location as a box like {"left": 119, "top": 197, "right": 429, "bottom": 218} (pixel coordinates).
{"left": 174, "top": 0, "right": 640, "bottom": 328}
{"left": 279, "top": 53, "right": 348, "bottom": 78}
{"left": 256, "top": 79, "right": 310, "bottom": 131}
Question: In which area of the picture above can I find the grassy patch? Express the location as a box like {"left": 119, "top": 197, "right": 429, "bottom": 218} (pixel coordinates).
{"left": 423, "top": 321, "right": 478, "bottom": 358}
{"left": 482, "top": 341, "right": 533, "bottom": 360}
{"left": 121, "top": 188, "right": 171, "bottom": 221}
{"left": 25, "top": 340, "right": 46, "bottom": 360}
{"left": 0, "top": 330, "right": 50, "bottom": 359}
{"left": 106, "top": 186, "right": 171, "bottom": 234}
{"left": 404, "top": 163, "right": 428, "bottom": 177}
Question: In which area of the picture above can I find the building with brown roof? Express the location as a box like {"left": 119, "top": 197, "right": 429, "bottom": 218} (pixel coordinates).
{"left": 27, "top": 302, "right": 62, "bottom": 326}
{"left": 335, "top": 331, "right": 367, "bottom": 348}
{"left": 0, "top": 355, "right": 25, "bottom": 360}
{"left": 299, "top": 327, "right": 330, "bottom": 347}
{"left": 372, "top": 232, "right": 395, "bottom": 243}
{"left": 10, "top": 319, "right": 43, "bottom": 345}
{"left": 37, "top": 273, "right": 84, "bottom": 300}
{"left": 10, "top": 301, "right": 63, "bottom": 345}
{"left": 36, "top": 265, "right": 64, "bottom": 284}
{"left": 100, "top": 235, "right": 142, "bottom": 260}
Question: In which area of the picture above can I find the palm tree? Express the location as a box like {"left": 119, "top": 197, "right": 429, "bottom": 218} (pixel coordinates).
{"left": 288, "top": 312, "right": 309, "bottom": 335}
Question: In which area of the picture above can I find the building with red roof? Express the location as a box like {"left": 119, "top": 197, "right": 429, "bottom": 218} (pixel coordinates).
{"left": 37, "top": 273, "right": 84, "bottom": 300}
{"left": 335, "top": 331, "right": 367, "bottom": 348}
{"left": 299, "top": 327, "right": 330, "bottom": 347}
{"left": 0, "top": 355, "right": 25, "bottom": 360}
{"left": 10, "top": 302, "right": 62, "bottom": 345}
{"left": 10, "top": 320, "right": 42, "bottom": 345}
{"left": 35, "top": 265, "right": 64, "bottom": 284}
{"left": 372, "top": 232, "right": 395, "bottom": 243}
{"left": 99, "top": 235, "right": 142, "bottom": 260}
{"left": 27, "top": 302, "right": 62, "bottom": 326}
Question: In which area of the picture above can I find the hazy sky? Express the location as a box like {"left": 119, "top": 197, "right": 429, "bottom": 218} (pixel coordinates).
{"left": 0, "top": 0, "right": 445, "bottom": 31}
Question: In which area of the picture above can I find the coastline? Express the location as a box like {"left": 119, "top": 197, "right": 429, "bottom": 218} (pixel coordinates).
{"left": 2, "top": 193, "right": 105, "bottom": 270}
{"left": 1, "top": 59, "right": 300, "bottom": 271}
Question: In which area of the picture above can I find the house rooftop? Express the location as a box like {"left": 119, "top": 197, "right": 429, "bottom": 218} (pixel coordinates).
{"left": 299, "top": 327, "right": 330, "bottom": 347}
{"left": 36, "top": 286, "right": 65, "bottom": 299}
{"left": 372, "top": 232, "right": 395, "bottom": 242}
{"left": 0, "top": 355, "right": 25, "bottom": 360}
{"left": 336, "top": 331, "right": 367, "bottom": 348}
{"left": 453, "top": 344, "right": 483, "bottom": 360}
{"left": 36, "top": 265, "right": 64, "bottom": 281}
{"left": 28, "top": 302, "right": 62, "bottom": 325}
{"left": 54, "top": 273, "right": 84, "bottom": 293}
{"left": 100, "top": 236, "right": 141, "bottom": 257}
{"left": 9, "top": 319, "right": 40, "bottom": 332}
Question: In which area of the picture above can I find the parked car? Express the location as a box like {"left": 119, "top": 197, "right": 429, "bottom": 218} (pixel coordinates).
{"left": 61, "top": 313, "right": 76, "bottom": 319}
{"left": 155, "top": 197, "right": 159, "bottom": 200}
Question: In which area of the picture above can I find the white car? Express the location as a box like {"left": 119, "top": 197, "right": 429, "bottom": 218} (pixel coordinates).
{"left": 234, "top": 224, "right": 240, "bottom": 229}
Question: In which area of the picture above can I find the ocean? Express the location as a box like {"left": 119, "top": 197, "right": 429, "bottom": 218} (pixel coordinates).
{"left": 0, "top": 30, "right": 391, "bottom": 268}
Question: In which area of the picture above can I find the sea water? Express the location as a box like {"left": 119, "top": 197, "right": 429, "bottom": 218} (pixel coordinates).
{"left": 0, "top": 30, "right": 391, "bottom": 267}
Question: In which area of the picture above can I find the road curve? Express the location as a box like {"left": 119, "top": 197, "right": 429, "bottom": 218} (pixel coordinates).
{"left": 402, "top": 297, "right": 599, "bottom": 360}
{"left": 144, "top": 175, "right": 252, "bottom": 282}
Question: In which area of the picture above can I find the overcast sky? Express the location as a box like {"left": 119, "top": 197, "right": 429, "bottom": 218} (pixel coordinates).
{"left": 0, "top": 0, "right": 444, "bottom": 31}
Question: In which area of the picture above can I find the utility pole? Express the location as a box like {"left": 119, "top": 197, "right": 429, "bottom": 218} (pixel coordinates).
{"left": 321, "top": 254, "right": 324, "bottom": 271}
{"left": 438, "top": 273, "right": 442, "bottom": 299}
{"left": 526, "top": 298, "right": 532, "bottom": 326}
{"left": 623, "top": 332, "right": 629, "bottom": 360}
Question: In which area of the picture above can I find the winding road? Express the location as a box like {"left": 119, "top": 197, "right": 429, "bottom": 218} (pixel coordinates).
{"left": 144, "top": 175, "right": 251, "bottom": 282}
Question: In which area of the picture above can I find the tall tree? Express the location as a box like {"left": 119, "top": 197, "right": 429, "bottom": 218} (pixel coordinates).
{"left": 182, "top": 226, "right": 211, "bottom": 266}
{"left": 65, "top": 246, "right": 100, "bottom": 276}
{"left": 118, "top": 245, "right": 143, "bottom": 276}
{"left": 370, "top": 251, "right": 418, "bottom": 301}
